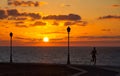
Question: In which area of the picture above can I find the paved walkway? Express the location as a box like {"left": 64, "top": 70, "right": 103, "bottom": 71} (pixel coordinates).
{"left": 0, "top": 63, "right": 119, "bottom": 76}
{"left": 100, "top": 66, "right": 120, "bottom": 76}
{"left": 69, "top": 65, "right": 119, "bottom": 76}
{"left": 66, "top": 65, "right": 87, "bottom": 76}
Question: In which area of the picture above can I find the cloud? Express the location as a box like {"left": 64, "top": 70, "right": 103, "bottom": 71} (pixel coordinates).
{"left": 13, "top": 21, "right": 28, "bottom": 28}
{"left": 15, "top": 25, "right": 28, "bottom": 28}
{"left": 43, "top": 32, "right": 65, "bottom": 34}
{"left": 8, "top": 0, "right": 47, "bottom": 7}
{"left": 50, "top": 38, "right": 63, "bottom": 41}
{"left": 64, "top": 21, "right": 75, "bottom": 26}
{"left": 78, "top": 21, "right": 88, "bottom": 26}
{"left": 51, "top": 32, "right": 65, "bottom": 34}
{"left": 112, "top": 4, "right": 120, "bottom": 8}
{"left": 43, "top": 14, "right": 81, "bottom": 21}
{"left": 15, "top": 37, "right": 42, "bottom": 42}
{"left": 15, "top": 37, "right": 63, "bottom": 43}
{"left": 69, "top": 41, "right": 120, "bottom": 46}
{"left": 64, "top": 21, "right": 88, "bottom": 26}
{"left": 98, "top": 15, "right": 120, "bottom": 19}
{"left": 15, "top": 37, "right": 33, "bottom": 40}
{"left": 30, "top": 21, "right": 46, "bottom": 26}
{"left": 61, "top": 4, "right": 71, "bottom": 7}
{"left": 14, "top": 21, "right": 24, "bottom": 24}
{"left": 52, "top": 21, "right": 59, "bottom": 26}
{"left": 77, "top": 36, "right": 120, "bottom": 39}
{"left": 0, "top": 40, "right": 9, "bottom": 46}
{"left": 0, "top": 10, "right": 7, "bottom": 19}
{"left": 101, "top": 29, "right": 111, "bottom": 31}
{"left": 64, "top": 35, "right": 120, "bottom": 40}
{"left": 10, "top": 17, "right": 27, "bottom": 20}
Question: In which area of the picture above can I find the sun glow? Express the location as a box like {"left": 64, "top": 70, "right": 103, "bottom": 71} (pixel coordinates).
{"left": 43, "top": 37, "right": 49, "bottom": 42}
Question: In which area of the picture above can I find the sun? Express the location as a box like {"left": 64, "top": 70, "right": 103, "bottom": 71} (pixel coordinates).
{"left": 43, "top": 37, "right": 49, "bottom": 42}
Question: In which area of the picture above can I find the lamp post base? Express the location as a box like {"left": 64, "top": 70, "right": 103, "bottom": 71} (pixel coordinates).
{"left": 67, "top": 61, "right": 70, "bottom": 65}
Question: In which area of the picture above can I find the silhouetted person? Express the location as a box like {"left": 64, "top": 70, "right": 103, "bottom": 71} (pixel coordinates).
{"left": 91, "top": 47, "right": 97, "bottom": 65}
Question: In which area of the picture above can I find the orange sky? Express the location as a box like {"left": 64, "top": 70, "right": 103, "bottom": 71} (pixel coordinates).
{"left": 0, "top": 0, "right": 120, "bottom": 46}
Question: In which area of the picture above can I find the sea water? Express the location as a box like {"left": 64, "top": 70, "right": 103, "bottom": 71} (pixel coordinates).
{"left": 0, "top": 47, "right": 120, "bottom": 66}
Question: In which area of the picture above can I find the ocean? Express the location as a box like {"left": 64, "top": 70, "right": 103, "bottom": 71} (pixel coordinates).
{"left": 0, "top": 47, "right": 120, "bottom": 66}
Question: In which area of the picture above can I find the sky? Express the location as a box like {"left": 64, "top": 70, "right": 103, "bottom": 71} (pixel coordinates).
{"left": 0, "top": 0, "right": 120, "bottom": 46}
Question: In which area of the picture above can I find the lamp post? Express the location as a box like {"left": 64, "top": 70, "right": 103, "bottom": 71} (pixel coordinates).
{"left": 10, "top": 32, "right": 13, "bottom": 63}
{"left": 67, "top": 26, "right": 71, "bottom": 64}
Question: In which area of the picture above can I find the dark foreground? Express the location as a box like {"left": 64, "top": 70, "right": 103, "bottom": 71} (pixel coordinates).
{"left": 0, "top": 63, "right": 119, "bottom": 76}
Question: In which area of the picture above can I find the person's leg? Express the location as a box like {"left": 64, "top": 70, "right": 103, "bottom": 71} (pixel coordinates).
{"left": 94, "top": 56, "right": 96, "bottom": 65}
{"left": 91, "top": 56, "right": 94, "bottom": 62}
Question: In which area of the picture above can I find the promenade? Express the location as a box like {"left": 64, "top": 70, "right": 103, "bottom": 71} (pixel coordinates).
{"left": 0, "top": 63, "right": 119, "bottom": 76}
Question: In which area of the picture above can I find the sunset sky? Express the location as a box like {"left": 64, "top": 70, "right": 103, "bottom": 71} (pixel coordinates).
{"left": 0, "top": 0, "right": 120, "bottom": 46}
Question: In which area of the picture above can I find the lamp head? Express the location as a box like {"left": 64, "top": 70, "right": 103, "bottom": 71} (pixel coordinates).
{"left": 67, "top": 26, "right": 71, "bottom": 32}
{"left": 10, "top": 32, "right": 13, "bottom": 37}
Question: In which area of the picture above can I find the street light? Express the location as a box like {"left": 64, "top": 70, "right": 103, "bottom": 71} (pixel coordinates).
{"left": 67, "top": 26, "right": 71, "bottom": 64}
{"left": 10, "top": 32, "right": 13, "bottom": 63}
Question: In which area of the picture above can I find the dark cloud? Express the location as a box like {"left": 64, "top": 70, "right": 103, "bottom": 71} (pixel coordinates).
{"left": 43, "top": 14, "right": 81, "bottom": 21}
{"left": 7, "top": 9, "right": 19, "bottom": 16}
{"left": 0, "top": 10, "right": 7, "bottom": 19}
{"left": 98, "top": 15, "right": 120, "bottom": 19}
{"left": 30, "top": 21, "right": 46, "bottom": 26}
{"left": 7, "top": 9, "right": 41, "bottom": 19}
{"left": 20, "top": 12, "right": 41, "bottom": 19}
{"left": 112, "top": 4, "right": 120, "bottom": 7}
{"left": 8, "top": 0, "right": 47, "bottom": 7}
{"left": 0, "top": 9, "right": 41, "bottom": 20}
